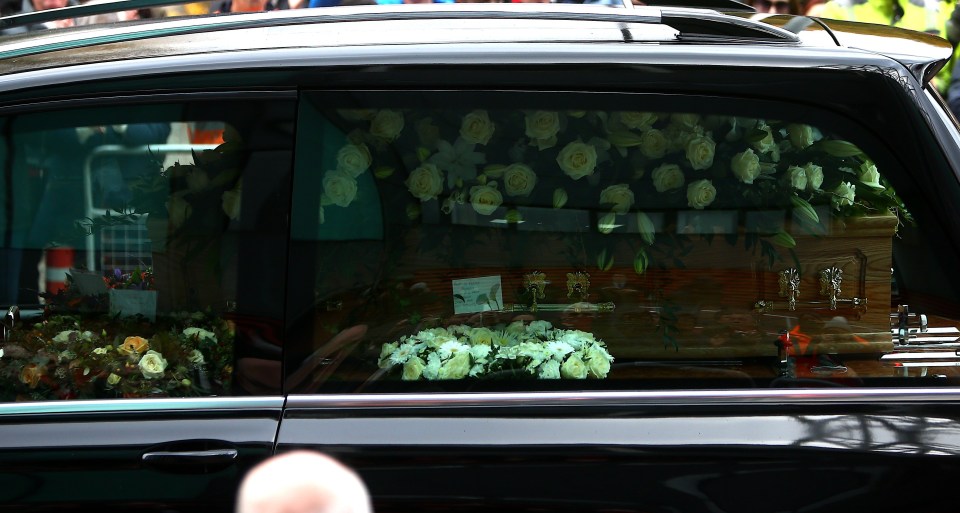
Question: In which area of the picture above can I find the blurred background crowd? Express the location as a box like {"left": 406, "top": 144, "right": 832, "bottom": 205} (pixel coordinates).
{"left": 3, "top": 0, "right": 960, "bottom": 115}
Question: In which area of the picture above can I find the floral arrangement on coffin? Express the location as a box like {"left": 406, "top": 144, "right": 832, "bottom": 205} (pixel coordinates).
{"left": 0, "top": 312, "right": 233, "bottom": 401}
{"left": 103, "top": 267, "right": 155, "bottom": 290}
{"left": 377, "top": 320, "right": 614, "bottom": 380}
{"left": 321, "top": 108, "right": 906, "bottom": 269}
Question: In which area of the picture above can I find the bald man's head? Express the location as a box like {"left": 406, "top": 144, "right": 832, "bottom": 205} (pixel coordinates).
{"left": 236, "top": 451, "right": 372, "bottom": 513}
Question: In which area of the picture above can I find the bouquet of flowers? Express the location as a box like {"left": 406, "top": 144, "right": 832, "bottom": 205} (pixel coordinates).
{"left": 0, "top": 312, "right": 233, "bottom": 401}
{"left": 377, "top": 320, "right": 614, "bottom": 381}
{"left": 104, "top": 267, "right": 155, "bottom": 290}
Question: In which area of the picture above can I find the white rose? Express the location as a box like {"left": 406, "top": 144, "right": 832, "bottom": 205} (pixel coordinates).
{"left": 788, "top": 123, "right": 816, "bottom": 149}
{"left": 469, "top": 327, "right": 495, "bottom": 346}
{"left": 685, "top": 135, "right": 716, "bottom": 171}
{"left": 503, "top": 164, "right": 537, "bottom": 197}
{"left": 538, "top": 359, "right": 561, "bottom": 379}
{"left": 803, "top": 163, "right": 824, "bottom": 191}
{"left": 731, "top": 149, "right": 761, "bottom": 184}
{"left": 560, "top": 354, "right": 589, "bottom": 379}
{"left": 585, "top": 346, "right": 612, "bottom": 378}
{"left": 460, "top": 110, "right": 496, "bottom": 145}
{"left": 336, "top": 143, "right": 372, "bottom": 178}
{"left": 752, "top": 124, "right": 777, "bottom": 154}
{"left": 783, "top": 166, "right": 808, "bottom": 191}
{"left": 639, "top": 129, "right": 668, "bottom": 159}
{"left": 859, "top": 162, "right": 884, "bottom": 189}
{"left": 183, "top": 327, "right": 217, "bottom": 342}
{"left": 651, "top": 164, "right": 685, "bottom": 193}
{"left": 187, "top": 349, "right": 205, "bottom": 365}
{"left": 686, "top": 179, "right": 717, "bottom": 209}
{"left": 556, "top": 140, "right": 598, "bottom": 180}
{"left": 106, "top": 373, "right": 121, "bottom": 386}
{"left": 619, "top": 111, "right": 658, "bottom": 130}
{"left": 671, "top": 113, "right": 700, "bottom": 128}
{"left": 599, "top": 184, "right": 635, "bottom": 214}
{"left": 322, "top": 169, "right": 358, "bottom": 208}
{"left": 438, "top": 352, "right": 471, "bottom": 380}
{"left": 378, "top": 342, "right": 398, "bottom": 368}
{"left": 402, "top": 357, "right": 426, "bottom": 380}
{"left": 469, "top": 184, "right": 503, "bottom": 215}
{"left": 138, "top": 350, "right": 168, "bottom": 379}
{"left": 370, "top": 110, "right": 404, "bottom": 141}
{"left": 832, "top": 181, "right": 856, "bottom": 210}
{"left": 525, "top": 110, "right": 561, "bottom": 148}
{"left": 405, "top": 163, "right": 444, "bottom": 201}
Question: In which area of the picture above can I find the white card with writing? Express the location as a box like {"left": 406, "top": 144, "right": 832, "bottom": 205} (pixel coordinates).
{"left": 452, "top": 276, "right": 503, "bottom": 314}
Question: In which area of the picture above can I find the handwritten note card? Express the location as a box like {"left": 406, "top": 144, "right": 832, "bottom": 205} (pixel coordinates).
{"left": 452, "top": 275, "right": 504, "bottom": 315}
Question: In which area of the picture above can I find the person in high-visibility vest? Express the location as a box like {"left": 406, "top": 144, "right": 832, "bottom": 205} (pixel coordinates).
{"left": 816, "top": 0, "right": 959, "bottom": 93}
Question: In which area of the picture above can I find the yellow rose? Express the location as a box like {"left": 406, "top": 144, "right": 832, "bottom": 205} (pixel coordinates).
{"left": 561, "top": 354, "right": 589, "bottom": 379}
{"left": 731, "top": 149, "right": 760, "bottom": 184}
{"left": 19, "top": 363, "right": 43, "bottom": 388}
{"left": 618, "top": 111, "right": 658, "bottom": 130}
{"left": 138, "top": 350, "right": 168, "bottom": 379}
{"left": 405, "top": 163, "right": 444, "bottom": 201}
{"left": 556, "top": 140, "right": 597, "bottom": 180}
{"left": 651, "top": 163, "right": 685, "bottom": 193}
{"left": 118, "top": 336, "right": 150, "bottom": 356}
{"left": 438, "top": 352, "right": 471, "bottom": 380}
{"left": 402, "top": 357, "right": 426, "bottom": 381}
{"left": 370, "top": 109, "right": 404, "bottom": 141}
{"left": 525, "top": 110, "right": 561, "bottom": 150}
{"left": 503, "top": 164, "right": 537, "bottom": 197}
{"left": 639, "top": 129, "right": 668, "bottom": 159}
{"left": 336, "top": 143, "right": 372, "bottom": 178}
{"left": 599, "top": 184, "right": 634, "bottom": 214}
{"left": 685, "top": 135, "right": 716, "bottom": 171}
{"left": 469, "top": 184, "right": 503, "bottom": 216}
{"left": 460, "top": 110, "right": 496, "bottom": 145}
{"left": 686, "top": 179, "right": 717, "bottom": 209}
{"left": 322, "top": 169, "right": 358, "bottom": 208}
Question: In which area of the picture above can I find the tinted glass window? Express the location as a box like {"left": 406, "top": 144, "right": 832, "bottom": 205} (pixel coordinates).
{"left": 0, "top": 98, "right": 294, "bottom": 400}
{"left": 286, "top": 90, "right": 960, "bottom": 392}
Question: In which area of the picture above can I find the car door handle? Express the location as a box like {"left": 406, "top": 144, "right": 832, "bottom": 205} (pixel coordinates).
{"left": 141, "top": 448, "right": 238, "bottom": 471}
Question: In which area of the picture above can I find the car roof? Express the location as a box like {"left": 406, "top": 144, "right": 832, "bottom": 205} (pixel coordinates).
{"left": 0, "top": 4, "right": 950, "bottom": 88}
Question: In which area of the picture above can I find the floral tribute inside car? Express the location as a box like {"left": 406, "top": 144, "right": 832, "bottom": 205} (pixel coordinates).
{"left": 0, "top": 132, "right": 243, "bottom": 401}
{"left": 311, "top": 103, "right": 904, "bottom": 380}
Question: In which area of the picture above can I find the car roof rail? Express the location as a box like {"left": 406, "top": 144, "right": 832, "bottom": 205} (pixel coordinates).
{"left": 641, "top": 0, "right": 754, "bottom": 12}
{"left": 0, "top": 1, "right": 795, "bottom": 43}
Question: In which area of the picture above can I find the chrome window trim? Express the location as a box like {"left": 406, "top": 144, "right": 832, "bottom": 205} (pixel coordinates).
{"left": 286, "top": 388, "right": 960, "bottom": 409}
{"left": 0, "top": 43, "right": 899, "bottom": 95}
{"left": 0, "top": 396, "right": 284, "bottom": 416}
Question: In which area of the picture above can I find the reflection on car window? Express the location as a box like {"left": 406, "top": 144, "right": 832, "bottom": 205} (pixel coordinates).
{"left": 287, "top": 91, "right": 957, "bottom": 392}
{"left": 0, "top": 100, "right": 294, "bottom": 401}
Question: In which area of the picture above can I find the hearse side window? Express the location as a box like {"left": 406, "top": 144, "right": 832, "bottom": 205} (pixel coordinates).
{"left": 282, "top": 90, "right": 960, "bottom": 393}
{"left": 0, "top": 98, "right": 295, "bottom": 401}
